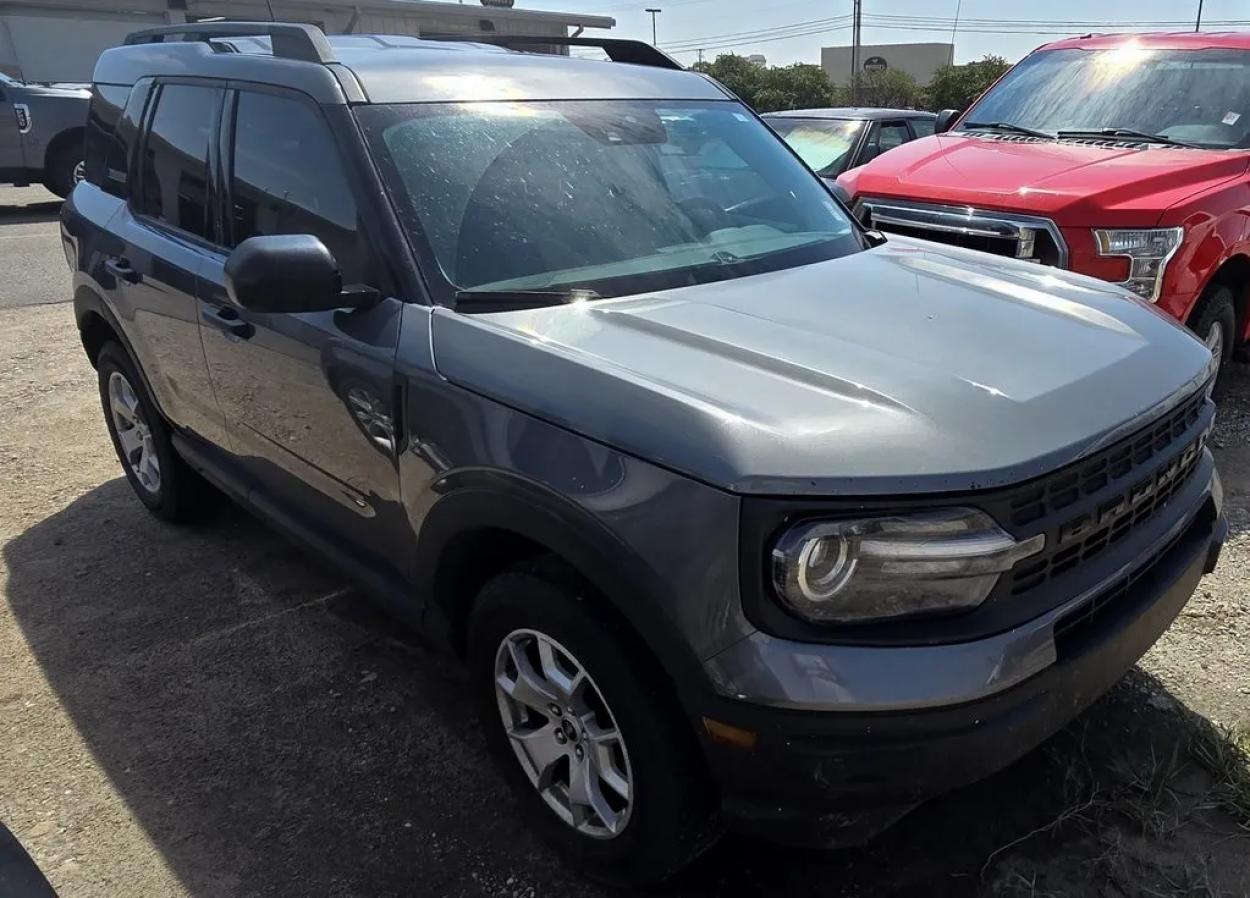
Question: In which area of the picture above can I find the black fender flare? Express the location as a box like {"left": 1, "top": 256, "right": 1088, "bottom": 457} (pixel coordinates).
{"left": 412, "top": 468, "right": 710, "bottom": 716}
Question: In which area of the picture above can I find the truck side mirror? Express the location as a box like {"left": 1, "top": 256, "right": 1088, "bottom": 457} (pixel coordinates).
{"left": 934, "top": 109, "right": 960, "bottom": 134}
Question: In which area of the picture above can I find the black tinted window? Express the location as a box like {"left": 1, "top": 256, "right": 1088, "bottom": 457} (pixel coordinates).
{"left": 137, "top": 83, "right": 220, "bottom": 238}
{"left": 230, "top": 91, "right": 369, "bottom": 283}
{"left": 84, "top": 84, "right": 129, "bottom": 194}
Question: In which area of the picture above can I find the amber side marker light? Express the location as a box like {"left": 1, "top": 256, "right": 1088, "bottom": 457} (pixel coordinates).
{"left": 702, "top": 717, "right": 758, "bottom": 751}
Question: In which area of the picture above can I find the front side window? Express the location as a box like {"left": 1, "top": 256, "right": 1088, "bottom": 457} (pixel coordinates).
{"left": 359, "top": 100, "right": 860, "bottom": 301}
{"left": 766, "top": 117, "right": 867, "bottom": 176}
{"left": 229, "top": 90, "right": 372, "bottom": 284}
{"left": 962, "top": 47, "right": 1250, "bottom": 149}
{"left": 910, "top": 118, "right": 936, "bottom": 138}
{"left": 136, "top": 83, "right": 220, "bottom": 238}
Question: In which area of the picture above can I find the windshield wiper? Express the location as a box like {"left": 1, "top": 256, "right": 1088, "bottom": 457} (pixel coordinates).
{"left": 961, "top": 120, "right": 1055, "bottom": 140}
{"left": 453, "top": 288, "right": 600, "bottom": 314}
{"left": 1056, "top": 127, "right": 1200, "bottom": 148}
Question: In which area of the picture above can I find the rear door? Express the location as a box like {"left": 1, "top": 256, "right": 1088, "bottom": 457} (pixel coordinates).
{"left": 106, "top": 79, "right": 229, "bottom": 448}
{"left": 198, "top": 86, "right": 407, "bottom": 570}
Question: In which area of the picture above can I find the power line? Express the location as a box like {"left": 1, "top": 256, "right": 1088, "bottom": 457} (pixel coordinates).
{"left": 661, "top": 14, "right": 850, "bottom": 49}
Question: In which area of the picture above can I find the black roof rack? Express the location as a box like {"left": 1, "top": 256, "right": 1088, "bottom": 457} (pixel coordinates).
{"left": 123, "top": 21, "right": 336, "bottom": 64}
{"left": 420, "top": 33, "right": 683, "bottom": 71}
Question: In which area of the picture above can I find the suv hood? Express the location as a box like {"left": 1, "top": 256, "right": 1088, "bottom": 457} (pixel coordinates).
{"left": 842, "top": 133, "right": 1250, "bottom": 226}
{"left": 432, "top": 238, "right": 1212, "bottom": 496}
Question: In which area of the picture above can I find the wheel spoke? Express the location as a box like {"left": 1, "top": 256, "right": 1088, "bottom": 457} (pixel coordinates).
{"left": 498, "top": 641, "right": 559, "bottom": 713}
{"left": 537, "top": 638, "right": 579, "bottom": 699}
{"left": 568, "top": 754, "right": 622, "bottom": 834}
{"left": 117, "top": 425, "right": 142, "bottom": 457}
{"left": 508, "top": 722, "right": 564, "bottom": 789}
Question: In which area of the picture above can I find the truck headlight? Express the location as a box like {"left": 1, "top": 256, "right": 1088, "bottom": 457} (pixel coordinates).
{"left": 770, "top": 509, "right": 1045, "bottom": 624}
{"left": 1092, "top": 227, "right": 1184, "bottom": 302}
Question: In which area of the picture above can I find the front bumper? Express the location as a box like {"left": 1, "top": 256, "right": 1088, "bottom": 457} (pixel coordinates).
{"left": 699, "top": 477, "right": 1223, "bottom": 847}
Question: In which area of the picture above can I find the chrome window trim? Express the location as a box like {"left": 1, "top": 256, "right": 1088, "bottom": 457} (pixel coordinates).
{"left": 856, "top": 197, "right": 1069, "bottom": 268}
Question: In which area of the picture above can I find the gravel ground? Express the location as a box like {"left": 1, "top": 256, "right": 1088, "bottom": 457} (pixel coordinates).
{"left": 1, "top": 190, "right": 1248, "bottom": 896}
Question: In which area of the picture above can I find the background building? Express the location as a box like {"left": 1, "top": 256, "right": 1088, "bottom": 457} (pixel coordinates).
{"left": 821, "top": 41, "right": 954, "bottom": 89}
{"left": 0, "top": 0, "right": 614, "bottom": 82}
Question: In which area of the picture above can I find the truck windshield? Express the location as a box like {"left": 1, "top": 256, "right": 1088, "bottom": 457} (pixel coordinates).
{"left": 358, "top": 100, "right": 861, "bottom": 302}
{"left": 961, "top": 47, "right": 1250, "bottom": 150}
{"left": 766, "top": 117, "right": 866, "bottom": 176}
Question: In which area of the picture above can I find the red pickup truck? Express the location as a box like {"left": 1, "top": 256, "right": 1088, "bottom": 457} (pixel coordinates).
{"left": 838, "top": 32, "right": 1250, "bottom": 376}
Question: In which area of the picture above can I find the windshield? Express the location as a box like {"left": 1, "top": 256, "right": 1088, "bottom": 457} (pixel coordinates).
{"left": 766, "top": 117, "right": 866, "bottom": 176}
{"left": 961, "top": 47, "right": 1250, "bottom": 149}
{"left": 358, "top": 100, "right": 860, "bottom": 302}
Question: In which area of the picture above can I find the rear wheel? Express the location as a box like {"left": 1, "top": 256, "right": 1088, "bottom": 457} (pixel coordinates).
{"left": 97, "top": 342, "right": 215, "bottom": 522}
{"left": 468, "top": 561, "right": 719, "bottom": 885}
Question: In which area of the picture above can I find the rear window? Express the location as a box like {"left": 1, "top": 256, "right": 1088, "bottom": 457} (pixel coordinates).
{"left": 136, "top": 83, "right": 221, "bottom": 238}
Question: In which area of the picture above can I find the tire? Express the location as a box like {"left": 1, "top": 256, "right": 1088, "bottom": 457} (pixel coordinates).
{"left": 1188, "top": 284, "right": 1238, "bottom": 394}
{"left": 97, "top": 341, "right": 215, "bottom": 522}
{"left": 43, "top": 140, "right": 84, "bottom": 199}
{"left": 468, "top": 560, "right": 720, "bottom": 885}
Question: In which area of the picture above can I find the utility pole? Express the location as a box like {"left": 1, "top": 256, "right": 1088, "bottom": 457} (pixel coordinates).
{"left": 1195, "top": 0, "right": 1204, "bottom": 31}
{"left": 697, "top": 48, "right": 704, "bottom": 63}
{"left": 851, "top": 0, "right": 862, "bottom": 106}
{"left": 645, "top": 8, "right": 661, "bottom": 46}
{"left": 949, "top": 0, "right": 962, "bottom": 65}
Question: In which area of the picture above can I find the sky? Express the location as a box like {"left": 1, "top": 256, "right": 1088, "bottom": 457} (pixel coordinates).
{"left": 521, "top": 0, "right": 1248, "bottom": 66}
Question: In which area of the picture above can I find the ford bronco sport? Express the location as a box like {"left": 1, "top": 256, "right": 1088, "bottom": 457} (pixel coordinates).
{"left": 839, "top": 32, "right": 1250, "bottom": 379}
{"left": 62, "top": 23, "right": 1226, "bottom": 884}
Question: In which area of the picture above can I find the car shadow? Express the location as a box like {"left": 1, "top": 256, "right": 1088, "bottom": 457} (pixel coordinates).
{"left": 0, "top": 200, "right": 61, "bottom": 226}
{"left": 3, "top": 480, "right": 1243, "bottom": 897}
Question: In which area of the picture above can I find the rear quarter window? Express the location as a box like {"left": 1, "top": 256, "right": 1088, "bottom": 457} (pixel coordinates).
{"left": 84, "top": 84, "right": 130, "bottom": 197}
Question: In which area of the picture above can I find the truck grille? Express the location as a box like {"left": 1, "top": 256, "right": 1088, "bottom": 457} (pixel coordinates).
{"left": 856, "top": 197, "right": 1068, "bottom": 267}
{"left": 1005, "top": 390, "right": 1209, "bottom": 595}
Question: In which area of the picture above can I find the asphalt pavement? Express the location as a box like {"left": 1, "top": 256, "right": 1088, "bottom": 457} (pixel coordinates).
{"left": 0, "top": 187, "right": 68, "bottom": 310}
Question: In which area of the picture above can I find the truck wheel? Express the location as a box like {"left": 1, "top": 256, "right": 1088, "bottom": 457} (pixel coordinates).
{"left": 1189, "top": 285, "right": 1237, "bottom": 391}
{"left": 468, "top": 561, "right": 720, "bottom": 885}
{"left": 97, "top": 342, "right": 216, "bottom": 522}
{"left": 44, "top": 141, "right": 85, "bottom": 198}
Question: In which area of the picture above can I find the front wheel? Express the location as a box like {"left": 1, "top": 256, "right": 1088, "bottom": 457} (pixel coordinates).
{"left": 468, "top": 562, "right": 719, "bottom": 885}
{"left": 43, "top": 141, "right": 84, "bottom": 198}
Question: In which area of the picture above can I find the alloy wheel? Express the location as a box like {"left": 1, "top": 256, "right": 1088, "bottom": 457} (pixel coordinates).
{"left": 72, "top": 160, "right": 86, "bottom": 185}
{"left": 494, "top": 629, "right": 633, "bottom": 839}
{"left": 108, "top": 371, "right": 161, "bottom": 494}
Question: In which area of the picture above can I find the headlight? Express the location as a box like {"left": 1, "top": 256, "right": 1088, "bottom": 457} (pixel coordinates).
{"left": 770, "top": 508, "right": 1044, "bottom": 624}
{"left": 1092, "top": 227, "right": 1184, "bottom": 302}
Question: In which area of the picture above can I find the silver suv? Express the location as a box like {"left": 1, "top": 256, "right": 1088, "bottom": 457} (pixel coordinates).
{"left": 62, "top": 23, "right": 1226, "bottom": 884}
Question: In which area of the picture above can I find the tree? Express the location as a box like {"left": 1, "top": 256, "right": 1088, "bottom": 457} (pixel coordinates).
{"left": 691, "top": 55, "right": 837, "bottom": 112}
{"left": 856, "top": 68, "right": 922, "bottom": 109}
{"left": 925, "top": 54, "right": 1012, "bottom": 112}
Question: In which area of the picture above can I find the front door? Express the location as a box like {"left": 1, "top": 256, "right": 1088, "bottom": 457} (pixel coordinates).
{"left": 198, "top": 87, "right": 406, "bottom": 571}
{"left": 0, "top": 80, "right": 27, "bottom": 174}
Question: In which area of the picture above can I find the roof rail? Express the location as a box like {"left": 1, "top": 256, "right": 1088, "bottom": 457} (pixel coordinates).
{"left": 421, "top": 33, "right": 683, "bottom": 71}
{"left": 123, "top": 21, "right": 336, "bottom": 64}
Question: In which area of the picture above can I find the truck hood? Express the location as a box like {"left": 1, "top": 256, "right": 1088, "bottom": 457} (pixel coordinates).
{"left": 15, "top": 82, "right": 90, "bottom": 99}
{"left": 841, "top": 133, "right": 1250, "bottom": 226}
{"left": 431, "top": 238, "right": 1213, "bottom": 495}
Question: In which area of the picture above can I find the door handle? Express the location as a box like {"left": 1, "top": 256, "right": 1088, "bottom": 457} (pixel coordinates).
{"left": 201, "top": 305, "right": 255, "bottom": 340}
{"left": 104, "top": 257, "right": 140, "bottom": 284}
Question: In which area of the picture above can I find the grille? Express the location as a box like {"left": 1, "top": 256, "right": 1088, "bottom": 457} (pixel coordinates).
{"left": 1005, "top": 390, "right": 1208, "bottom": 595}
{"left": 856, "top": 198, "right": 1067, "bottom": 267}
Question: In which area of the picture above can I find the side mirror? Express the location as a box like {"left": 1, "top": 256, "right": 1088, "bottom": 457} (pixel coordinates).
{"left": 224, "top": 234, "right": 359, "bottom": 313}
{"left": 934, "top": 109, "right": 960, "bottom": 134}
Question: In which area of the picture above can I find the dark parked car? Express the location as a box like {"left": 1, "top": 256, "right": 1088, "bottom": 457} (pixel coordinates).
{"left": 765, "top": 107, "right": 936, "bottom": 181}
{"left": 0, "top": 72, "right": 88, "bottom": 197}
{"left": 62, "top": 23, "right": 1225, "bottom": 884}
